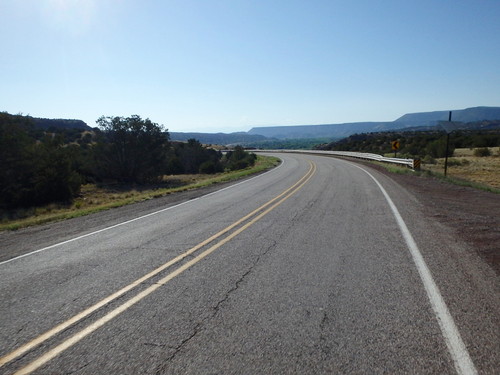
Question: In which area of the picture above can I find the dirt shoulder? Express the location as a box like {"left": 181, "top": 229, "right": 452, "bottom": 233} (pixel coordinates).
{"left": 365, "top": 162, "right": 500, "bottom": 275}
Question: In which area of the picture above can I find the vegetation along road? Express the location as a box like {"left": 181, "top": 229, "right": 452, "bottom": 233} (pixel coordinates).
{"left": 0, "top": 153, "right": 498, "bottom": 374}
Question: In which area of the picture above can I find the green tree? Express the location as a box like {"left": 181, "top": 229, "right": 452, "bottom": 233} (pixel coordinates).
{"left": 0, "top": 113, "right": 37, "bottom": 207}
{"left": 225, "top": 146, "right": 257, "bottom": 170}
{"left": 94, "top": 115, "right": 169, "bottom": 183}
{"left": 0, "top": 113, "right": 82, "bottom": 208}
{"left": 30, "top": 135, "right": 82, "bottom": 205}
{"left": 172, "top": 139, "right": 223, "bottom": 174}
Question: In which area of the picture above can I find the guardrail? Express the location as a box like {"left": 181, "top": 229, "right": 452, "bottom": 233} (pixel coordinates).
{"left": 254, "top": 149, "right": 421, "bottom": 170}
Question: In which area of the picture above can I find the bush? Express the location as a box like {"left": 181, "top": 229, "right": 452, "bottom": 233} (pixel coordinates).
{"left": 0, "top": 118, "right": 82, "bottom": 208}
{"left": 30, "top": 142, "right": 82, "bottom": 205}
{"left": 165, "top": 156, "right": 184, "bottom": 174}
{"left": 474, "top": 147, "right": 491, "bottom": 157}
{"left": 228, "top": 159, "right": 250, "bottom": 171}
{"left": 199, "top": 160, "right": 223, "bottom": 174}
{"left": 171, "top": 139, "right": 223, "bottom": 174}
{"left": 422, "top": 155, "right": 436, "bottom": 164}
{"left": 225, "top": 146, "right": 257, "bottom": 171}
{"left": 425, "top": 137, "right": 454, "bottom": 158}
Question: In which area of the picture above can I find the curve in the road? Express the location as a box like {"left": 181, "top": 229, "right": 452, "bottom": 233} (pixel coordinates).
{"left": 0, "top": 160, "right": 285, "bottom": 267}
{"left": 2, "top": 162, "right": 316, "bottom": 375}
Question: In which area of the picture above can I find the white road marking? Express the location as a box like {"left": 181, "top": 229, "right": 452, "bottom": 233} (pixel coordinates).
{"left": 353, "top": 164, "right": 478, "bottom": 375}
{"left": 0, "top": 159, "right": 283, "bottom": 267}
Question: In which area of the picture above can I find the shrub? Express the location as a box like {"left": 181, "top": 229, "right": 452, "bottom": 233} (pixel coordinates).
{"left": 422, "top": 155, "right": 436, "bottom": 164}
{"left": 166, "top": 157, "right": 184, "bottom": 174}
{"left": 0, "top": 123, "right": 82, "bottom": 208}
{"left": 225, "top": 146, "right": 257, "bottom": 171}
{"left": 425, "top": 138, "right": 454, "bottom": 158}
{"left": 474, "top": 147, "right": 491, "bottom": 157}
{"left": 199, "top": 160, "right": 223, "bottom": 174}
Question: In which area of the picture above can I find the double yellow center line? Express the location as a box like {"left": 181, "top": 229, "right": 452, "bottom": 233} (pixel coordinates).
{"left": 2, "top": 161, "right": 316, "bottom": 375}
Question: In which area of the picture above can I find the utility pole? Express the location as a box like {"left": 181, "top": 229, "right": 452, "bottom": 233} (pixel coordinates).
{"left": 444, "top": 111, "right": 451, "bottom": 176}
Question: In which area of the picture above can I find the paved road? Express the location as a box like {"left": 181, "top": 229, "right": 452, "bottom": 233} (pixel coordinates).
{"left": 0, "top": 154, "right": 498, "bottom": 374}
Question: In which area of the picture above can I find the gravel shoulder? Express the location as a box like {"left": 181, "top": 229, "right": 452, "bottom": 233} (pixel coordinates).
{"left": 363, "top": 162, "right": 500, "bottom": 275}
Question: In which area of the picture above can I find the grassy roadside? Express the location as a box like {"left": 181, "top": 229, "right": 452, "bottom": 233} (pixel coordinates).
{"left": 0, "top": 155, "right": 280, "bottom": 231}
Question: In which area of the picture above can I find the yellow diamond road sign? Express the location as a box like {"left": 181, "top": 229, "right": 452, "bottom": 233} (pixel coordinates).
{"left": 391, "top": 140, "right": 400, "bottom": 151}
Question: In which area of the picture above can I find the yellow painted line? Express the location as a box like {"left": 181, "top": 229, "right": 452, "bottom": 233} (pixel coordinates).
{"left": 15, "top": 161, "right": 316, "bottom": 375}
{"left": 1, "top": 161, "right": 315, "bottom": 373}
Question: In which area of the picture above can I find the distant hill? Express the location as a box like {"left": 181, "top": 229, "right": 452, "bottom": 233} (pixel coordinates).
{"left": 392, "top": 119, "right": 500, "bottom": 133}
{"left": 169, "top": 132, "right": 269, "bottom": 145}
{"left": 31, "top": 117, "right": 91, "bottom": 130}
{"left": 248, "top": 106, "right": 500, "bottom": 140}
{"left": 1, "top": 112, "right": 92, "bottom": 131}
{"left": 394, "top": 106, "right": 500, "bottom": 126}
{"left": 247, "top": 122, "right": 401, "bottom": 139}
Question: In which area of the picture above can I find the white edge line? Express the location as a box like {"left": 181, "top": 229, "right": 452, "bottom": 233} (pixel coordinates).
{"left": 351, "top": 163, "right": 477, "bottom": 375}
{"left": 0, "top": 158, "right": 284, "bottom": 267}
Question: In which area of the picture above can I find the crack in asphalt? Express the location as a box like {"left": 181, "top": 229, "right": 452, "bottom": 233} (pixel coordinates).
{"left": 143, "top": 342, "right": 175, "bottom": 349}
{"left": 62, "top": 361, "right": 90, "bottom": 375}
{"left": 319, "top": 310, "right": 335, "bottom": 356}
{"left": 154, "top": 240, "right": 279, "bottom": 374}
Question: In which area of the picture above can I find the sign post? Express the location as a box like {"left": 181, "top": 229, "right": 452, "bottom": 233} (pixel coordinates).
{"left": 391, "top": 140, "right": 400, "bottom": 157}
{"left": 444, "top": 111, "right": 451, "bottom": 176}
{"left": 438, "top": 114, "right": 464, "bottom": 177}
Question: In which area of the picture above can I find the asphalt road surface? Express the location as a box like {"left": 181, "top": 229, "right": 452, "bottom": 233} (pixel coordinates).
{"left": 0, "top": 153, "right": 498, "bottom": 374}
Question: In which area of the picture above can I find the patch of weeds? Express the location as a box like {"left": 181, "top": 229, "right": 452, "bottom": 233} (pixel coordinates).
{"left": 370, "top": 162, "right": 415, "bottom": 175}
{"left": 447, "top": 158, "right": 470, "bottom": 167}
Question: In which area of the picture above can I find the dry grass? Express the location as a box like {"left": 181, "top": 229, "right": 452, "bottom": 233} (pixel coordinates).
{"left": 0, "top": 156, "right": 280, "bottom": 231}
{"left": 423, "top": 147, "right": 500, "bottom": 189}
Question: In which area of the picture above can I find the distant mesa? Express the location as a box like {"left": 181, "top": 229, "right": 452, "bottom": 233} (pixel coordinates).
{"left": 246, "top": 106, "right": 500, "bottom": 140}
{"left": 29, "top": 116, "right": 91, "bottom": 131}
{"left": 247, "top": 121, "right": 394, "bottom": 139}
{"left": 393, "top": 106, "right": 500, "bottom": 126}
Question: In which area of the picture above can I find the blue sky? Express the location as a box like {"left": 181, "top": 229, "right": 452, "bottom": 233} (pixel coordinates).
{"left": 1, "top": 0, "right": 499, "bottom": 133}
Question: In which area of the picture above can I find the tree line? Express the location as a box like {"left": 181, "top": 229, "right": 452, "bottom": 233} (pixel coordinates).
{"left": 0, "top": 113, "right": 256, "bottom": 209}
{"left": 315, "top": 129, "right": 500, "bottom": 159}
